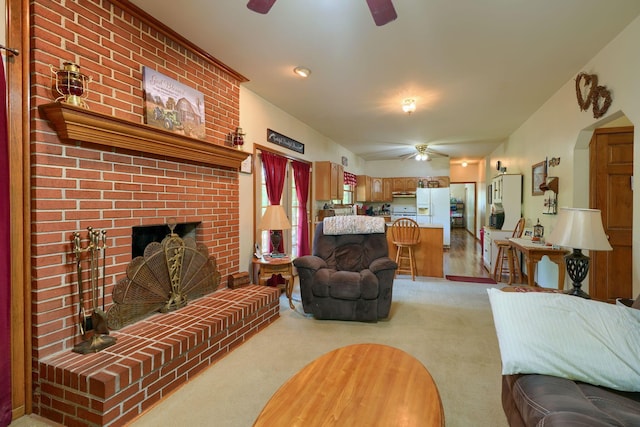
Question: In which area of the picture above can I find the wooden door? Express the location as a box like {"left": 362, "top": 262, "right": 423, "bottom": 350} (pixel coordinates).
{"left": 589, "top": 126, "right": 633, "bottom": 302}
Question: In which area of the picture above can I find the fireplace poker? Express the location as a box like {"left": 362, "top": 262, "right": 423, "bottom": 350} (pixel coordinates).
{"left": 72, "top": 226, "right": 116, "bottom": 353}
{"left": 72, "top": 231, "right": 87, "bottom": 336}
{"left": 101, "top": 230, "right": 107, "bottom": 312}
{"left": 89, "top": 227, "right": 99, "bottom": 313}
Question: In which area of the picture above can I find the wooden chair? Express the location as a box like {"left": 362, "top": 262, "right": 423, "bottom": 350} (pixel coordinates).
{"left": 390, "top": 218, "right": 421, "bottom": 281}
{"left": 493, "top": 218, "right": 526, "bottom": 284}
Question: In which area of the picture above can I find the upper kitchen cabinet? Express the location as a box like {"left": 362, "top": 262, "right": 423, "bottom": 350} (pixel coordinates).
{"left": 315, "top": 161, "right": 344, "bottom": 201}
{"left": 392, "top": 177, "right": 419, "bottom": 193}
{"left": 356, "top": 175, "right": 372, "bottom": 202}
{"left": 391, "top": 178, "right": 405, "bottom": 192}
{"left": 356, "top": 176, "right": 393, "bottom": 202}
{"left": 405, "top": 177, "right": 420, "bottom": 191}
{"left": 382, "top": 178, "right": 393, "bottom": 201}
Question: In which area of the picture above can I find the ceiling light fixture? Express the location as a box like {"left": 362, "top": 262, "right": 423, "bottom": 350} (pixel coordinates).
{"left": 402, "top": 98, "right": 416, "bottom": 114}
{"left": 414, "top": 144, "right": 429, "bottom": 161}
{"left": 461, "top": 161, "right": 468, "bottom": 167}
{"left": 293, "top": 66, "right": 311, "bottom": 78}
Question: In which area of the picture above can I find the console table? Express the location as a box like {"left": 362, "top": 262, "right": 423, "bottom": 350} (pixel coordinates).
{"left": 508, "top": 238, "right": 569, "bottom": 289}
{"left": 253, "top": 343, "right": 444, "bottom": 426}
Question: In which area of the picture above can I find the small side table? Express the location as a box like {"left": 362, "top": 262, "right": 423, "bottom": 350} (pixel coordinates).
{"left": 252, "top": 256, "right": 294, "bottom": 309}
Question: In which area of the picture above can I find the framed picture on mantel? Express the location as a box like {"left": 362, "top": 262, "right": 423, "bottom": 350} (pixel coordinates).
{"left": 240, "top": 154, "right": 253, "bottom": 174}
{"left": 532, "top": 161, "right": 546, "bottom": 196}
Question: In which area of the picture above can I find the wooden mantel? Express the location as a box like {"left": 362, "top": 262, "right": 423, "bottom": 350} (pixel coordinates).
{"left": 38, "top": 102, "right": 249, "bottom": 170}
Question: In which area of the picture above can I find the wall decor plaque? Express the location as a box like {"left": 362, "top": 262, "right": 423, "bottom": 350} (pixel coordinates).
{"left": 532, "top": 161, "right": 547, "bottom": 196}
{"left": 267, "top": 129, "right": 304, "bottom": 154}
{"left": 143, "top": 67, "right": 206, "bottom": 139}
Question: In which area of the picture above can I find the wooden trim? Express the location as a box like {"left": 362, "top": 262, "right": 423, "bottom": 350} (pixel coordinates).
{"left": 7, "top": 0, "right": 31, "bottom": 417}
{"left": 38, "top": 103, "right": 249, "bottom": 170}
{"left": 110, "top": 0, "right": 248, "bottom": 83}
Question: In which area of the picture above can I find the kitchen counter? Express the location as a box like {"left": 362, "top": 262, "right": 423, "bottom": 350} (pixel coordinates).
{"left": 416, "top": 223, "right": 444, "bottom": 229}
{"left": 386, "top": 222, "right": 444, "bottom": 228}
{"left": 386, "top": 226, "right": 444, "bottom": 278}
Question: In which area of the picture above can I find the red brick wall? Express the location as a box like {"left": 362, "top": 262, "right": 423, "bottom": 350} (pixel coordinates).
{"left": 30, "top": 0, "right": 243, "bottom": 360}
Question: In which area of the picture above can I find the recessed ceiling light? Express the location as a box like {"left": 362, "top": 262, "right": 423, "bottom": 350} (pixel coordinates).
{"left": 293, "top": 66, "right": 311, "bottom": 78}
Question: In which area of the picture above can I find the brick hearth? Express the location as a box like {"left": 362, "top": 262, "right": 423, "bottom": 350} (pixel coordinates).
{"left": 37, "top": 285, "right": 280, "bottom": 426}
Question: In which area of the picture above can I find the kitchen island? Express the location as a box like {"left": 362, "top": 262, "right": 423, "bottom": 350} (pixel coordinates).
{"left": 386, "top": 223, "right": 444, "bottom": 278}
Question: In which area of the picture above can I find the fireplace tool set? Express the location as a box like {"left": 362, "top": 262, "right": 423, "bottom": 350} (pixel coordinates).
{"left": 72, "top": 227, "right": 116, "bottom": 354}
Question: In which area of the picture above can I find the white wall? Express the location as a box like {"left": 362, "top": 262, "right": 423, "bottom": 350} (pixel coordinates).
{"left": 238, "top": 87, "right": 365, "bottom": 274}
{"left": 238, "top": 15, "right": 640, "bottom": 295}
{"left": 488, "top": 15, "right": 640, "bottom": 295}
{"left": 364, "top": 157, "right": 450, "bottom": 177}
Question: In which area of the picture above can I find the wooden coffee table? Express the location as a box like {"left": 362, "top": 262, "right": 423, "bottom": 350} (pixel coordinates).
{"left": 253, "top": 343, "right": 444, "bottom": 426}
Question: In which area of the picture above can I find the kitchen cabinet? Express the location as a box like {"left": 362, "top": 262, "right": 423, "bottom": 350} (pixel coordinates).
{"left": 382, "top": 178, "right": 393, "bottom": 201}
{"left": 391, "top": 177, "right": 420, "bottom": 193}
{"left": 356, "top": 175, "right": 372, "bottom": 202}
{"left": 392, "top": 178, "right": 405, "bottom": 192}
{"left": 315, "top": 161, "right": 344, "bottom": 201}
{"left": 482, "top": 226, "right": 512, "bottom": 272}
{"left": 387, "top": 225, "right": 444, "bottom": 277}
{"left": 405, "top": 177, "right": 420, "bottom": 191}
{"left": 491, "top": 174, "right": 522, "bottom": 231}
{"left": 371, "top": 177, "right": 384, "bottom": 201}
{"left": 357, "top": 176, "right": 393, "bottom": 202}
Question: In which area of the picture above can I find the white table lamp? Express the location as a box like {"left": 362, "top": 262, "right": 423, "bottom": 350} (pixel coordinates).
{"left": 546, "top": 208, "right": 612, "bottom": 298}
{"left": 259, "top": 205, "right": 291, "bottom": 256}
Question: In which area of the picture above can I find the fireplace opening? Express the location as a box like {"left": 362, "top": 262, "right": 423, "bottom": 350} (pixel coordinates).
{"left": 132, "top": 221, "right": 200, "bottom": 257}
{"left": 108, "top": 220, "right": 220, "bottom": 330}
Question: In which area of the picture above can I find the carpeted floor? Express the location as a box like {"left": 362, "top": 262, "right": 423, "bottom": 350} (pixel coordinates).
{"left": 11, "top": 277, "right": 509, "bottom": 427}
{"left": 130, "top": 277, "right": 508, "bottom": 427}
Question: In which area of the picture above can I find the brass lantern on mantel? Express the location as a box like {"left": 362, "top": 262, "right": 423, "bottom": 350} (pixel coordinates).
{"left": 50, "top": 61, "right": 92, "bottom": 109}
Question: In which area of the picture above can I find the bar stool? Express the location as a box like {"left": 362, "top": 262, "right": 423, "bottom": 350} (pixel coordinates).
{"left": 492, "top": 218, "right": 526, "bottom": 284}
{"left": 390, "top": 218, "right": 420, "bottom": 281}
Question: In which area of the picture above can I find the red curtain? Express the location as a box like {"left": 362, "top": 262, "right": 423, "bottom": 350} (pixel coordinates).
{"left": 0, "top": 54, "right": 13, "bottom": 426}
{"left": 261, "top": 151, "right": 287, "bottom": 253}
{"left": 292, "top": 161, "right": 311, "bottom": 256}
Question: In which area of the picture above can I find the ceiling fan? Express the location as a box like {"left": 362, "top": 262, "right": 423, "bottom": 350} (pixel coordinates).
{"left": 401, "top": 144, "right": 449, "bottom": 162}
{"left": 247, "top": 0, "right": 397, "bottom": 26}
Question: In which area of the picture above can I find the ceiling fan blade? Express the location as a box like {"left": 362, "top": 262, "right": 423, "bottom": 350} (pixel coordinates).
{"left": 366, "top": 0, "right": 397, "bottom": 26}
{"left": 426, "top": 148, "right": 449, "bottom": 158}
{"left": 400, "top": 152, "right": 417, "bottom": 161}
{"left": 247, "top": 0, "right": 277, "bottom": 14}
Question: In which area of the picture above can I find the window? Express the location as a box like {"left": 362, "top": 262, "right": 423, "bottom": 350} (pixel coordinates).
{"left": 343, "top": 184, "right": 354, "bottom": 205}
{"left": 257, "top": 152, "right": 307, "bottom": 257}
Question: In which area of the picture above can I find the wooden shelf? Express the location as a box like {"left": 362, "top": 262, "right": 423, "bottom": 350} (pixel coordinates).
{"left": 38, "top": 102, "right": 249, "bottom": 170}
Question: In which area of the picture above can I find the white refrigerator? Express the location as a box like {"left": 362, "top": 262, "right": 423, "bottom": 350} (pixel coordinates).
{"left": 416, "top": 187, "right": 451, "bottom": 246}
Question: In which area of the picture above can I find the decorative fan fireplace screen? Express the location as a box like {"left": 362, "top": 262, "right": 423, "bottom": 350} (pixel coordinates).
{"left": 107, "top": 230, "right": 221, "bottom": 330}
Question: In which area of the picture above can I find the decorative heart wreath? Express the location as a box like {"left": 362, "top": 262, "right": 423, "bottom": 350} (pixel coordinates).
{"left": 575, "top": 72, "right": 612, "bottom": 119}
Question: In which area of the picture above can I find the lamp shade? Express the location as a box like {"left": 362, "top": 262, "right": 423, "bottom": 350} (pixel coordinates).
{"left": 259, "top": 205, "right": 291, "bottom": 231}
{"left": 546, "top": 208, "right": 612, "bottom": 251}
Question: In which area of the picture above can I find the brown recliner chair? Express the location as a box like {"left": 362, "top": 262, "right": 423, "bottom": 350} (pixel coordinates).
{"left": 293, "top": 218, "right": 398, "bottom": 322}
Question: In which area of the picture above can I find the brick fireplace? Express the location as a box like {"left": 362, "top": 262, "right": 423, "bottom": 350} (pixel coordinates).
{"left": 28, "top": 1, "right": 275, "bottom": 425}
